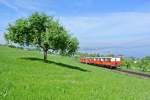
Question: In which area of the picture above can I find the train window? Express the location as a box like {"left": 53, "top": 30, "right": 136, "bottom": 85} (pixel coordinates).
{"left": 111, "top": 58, "right": 115, "bottom": 61}
{"left": 116, "top": 58, "right": 121, "bottom": 61}
{"left": 99, "top": 58, "right": 101, "bottom": 61}
{"left": 103, "top": 58, "right": 105, "bottom": 61}
{"left": 111, "top": 58, "right": 120, "bottom": 61}
{"left": 107, "top": 58, "right": 111, "bottom": 62}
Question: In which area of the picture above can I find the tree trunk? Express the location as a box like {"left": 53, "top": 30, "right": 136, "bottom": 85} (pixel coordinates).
{"left": 43, "top": 49, "right": 48, "bottom": 61}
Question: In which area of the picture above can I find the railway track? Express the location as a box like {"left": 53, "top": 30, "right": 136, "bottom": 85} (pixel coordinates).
{"left": 86, "top": 63, "right": 150, "bottom": 78}
{"left": 113, "top": 68, "right": 150, "bottom": 78}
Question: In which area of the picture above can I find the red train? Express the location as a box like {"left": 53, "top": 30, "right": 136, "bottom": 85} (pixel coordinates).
{"left": 80, "top": 57, "right": 121, "bottom": 68}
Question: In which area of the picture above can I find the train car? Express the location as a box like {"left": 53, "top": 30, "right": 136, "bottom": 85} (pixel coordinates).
{"left": 80, "top": 57, "right": 121, "bottom": 68}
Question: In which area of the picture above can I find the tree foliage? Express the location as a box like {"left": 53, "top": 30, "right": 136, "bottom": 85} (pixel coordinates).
{"left": 136, "top": 56, "right": 150, "bottom": 71}
{"left": 121, "top": 58, "right": 133, "bottom": 69}
{"left": 5, "top": 12, "right": 79, "bottom": 60}
{"left": 121, "top": 56, "right": 150, "bottom": 72}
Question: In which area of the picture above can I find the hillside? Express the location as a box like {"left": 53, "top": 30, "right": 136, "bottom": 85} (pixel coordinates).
{"left": 0, "top": 46, "right": 150, "bottom": 100}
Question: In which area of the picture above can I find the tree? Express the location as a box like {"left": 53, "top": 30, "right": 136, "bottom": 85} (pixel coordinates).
{"left": 121, "top": 58, "right": 133, "bottom": 69}
{"left": 66, "top": 37, "right": 79, "bottom": 56}
{"left": 137, "top": 57, "right": 150, "bottom": 72}
{"left": 5, "top": 12, "right": 79, "bottom": 61}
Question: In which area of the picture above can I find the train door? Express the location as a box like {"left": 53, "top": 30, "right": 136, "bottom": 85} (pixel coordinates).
{"left": 111, "top": 58, "right": 116, "bottom": 66}
{"left": 111, "top": 58, "right": 121, "bottom": 67}
{"left": 97, "top": 58, "right": 101, "bottom": 65}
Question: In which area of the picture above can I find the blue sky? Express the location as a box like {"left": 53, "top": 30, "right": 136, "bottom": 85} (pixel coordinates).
{"left": 0, "top": 0, "right": 150, "bottom": 57}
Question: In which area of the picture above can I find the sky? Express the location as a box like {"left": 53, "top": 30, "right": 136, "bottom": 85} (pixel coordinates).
{"left": 0, "top": 0, "right": 150, "bottom": 57}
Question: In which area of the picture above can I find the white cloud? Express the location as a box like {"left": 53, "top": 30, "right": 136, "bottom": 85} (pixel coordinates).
{"left": 60, "top": 12, "right": 150, "bottom": 48}
{"left": 0, "top": 0, "right": 19, "bottom": 12}
{"left": 61, "top": 12, "right": 150, "bottom": 35}
{"left": 0, "top": 0, "right": 56, "bottom": 16}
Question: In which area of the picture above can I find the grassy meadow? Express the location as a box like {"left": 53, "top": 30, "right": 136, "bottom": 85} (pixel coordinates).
{"left": 0, "top": 46, "right": 150, "bottom": 100}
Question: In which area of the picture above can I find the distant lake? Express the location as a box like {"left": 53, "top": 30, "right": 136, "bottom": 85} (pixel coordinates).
{"left": 79, "top": 47, "right": 150, "bottom": 58}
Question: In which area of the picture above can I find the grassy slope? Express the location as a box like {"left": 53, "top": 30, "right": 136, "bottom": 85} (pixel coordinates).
{"left": 0, "top": 46, "right": 150, "bottom": 100}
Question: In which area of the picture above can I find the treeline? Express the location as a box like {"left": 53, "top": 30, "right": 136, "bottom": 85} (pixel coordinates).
{"left": 122, "top": 56, "right": 150, "bottom": 72}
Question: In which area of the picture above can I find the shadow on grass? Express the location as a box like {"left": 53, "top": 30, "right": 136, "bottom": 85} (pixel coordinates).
{"left": 20, "top": 57, "right": 90, "bottom": 72}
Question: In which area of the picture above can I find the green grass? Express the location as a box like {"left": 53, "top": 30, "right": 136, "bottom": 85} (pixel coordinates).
{"left": 0, "top": 46, "right": 150, "bottom": 100}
